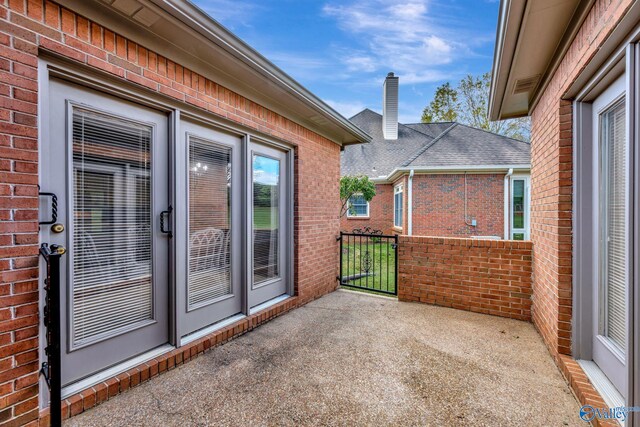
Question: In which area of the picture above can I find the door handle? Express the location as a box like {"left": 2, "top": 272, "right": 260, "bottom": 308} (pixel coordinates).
{"left": 39, "top": 192, "right": 58, "bottom": 225}
{"left": 160, "top": 205, "right": 173, "bottom": 238}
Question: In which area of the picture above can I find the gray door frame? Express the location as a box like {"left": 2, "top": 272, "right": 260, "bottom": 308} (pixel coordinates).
{"left": 174, "top": 118, "right": 244, "bottom": 340}
{"left": 246, "top": 138, "right": 292, "bottom": 309}
{"left": 44, "top": 79, "right": 171, "bottom": 386}
{"left": 573, "top": 42, "right": 637, "bottom": 418}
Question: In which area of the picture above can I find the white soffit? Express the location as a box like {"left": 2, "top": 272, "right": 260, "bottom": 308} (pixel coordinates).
{"left": 490, "top": 0, "right": 585, "bottom": 120}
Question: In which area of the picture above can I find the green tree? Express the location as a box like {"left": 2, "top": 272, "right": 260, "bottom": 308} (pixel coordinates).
{"left": 421, "top": 82, "right": 458, "bottom": 123}
{"left": 422, "top": 72, "right": 530, "bottom": 141}
{"left": 339, "top": 175, "right": 376, "bottom": 218}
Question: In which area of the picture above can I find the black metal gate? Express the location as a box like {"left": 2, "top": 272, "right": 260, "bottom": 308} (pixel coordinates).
{"left": 338, "top": 227, "right": 398, "bottom": 296}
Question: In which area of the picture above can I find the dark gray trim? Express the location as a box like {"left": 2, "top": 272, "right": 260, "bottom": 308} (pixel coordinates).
{"left": 572, "top": 100, "right": 594, "bottom": 360}
{"left": 631, "top": 43, "right": 639, "bottom": 427}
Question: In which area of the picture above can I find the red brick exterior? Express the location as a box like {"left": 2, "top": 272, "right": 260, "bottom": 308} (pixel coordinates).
{"left": 529, "top": 0, "right": 634, "bottom": 362}
{"left": 0, "top": 1, "right": 342, "bottom": 424}
{"left": 341, "top": 184, "right": 394, "bottom": 235}
{"left": 341, "top": 173, "right": 506, "bottom": 238}
{"left": 397, "top": 236, "right": 532, "bottom": 321}
{"left": 412, "top": 174, "right": 505, "bottom": 237}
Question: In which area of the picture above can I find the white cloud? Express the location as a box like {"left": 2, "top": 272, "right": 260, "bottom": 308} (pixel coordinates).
{"left": 324, "top": 99, "right": 368, "bottom": 119}
{"left": 323, "top": 0, "right": 471, "bottom": 81}
{"left": 344, "top": 55, "right": 378, "bottom": 72}
{"left": 195, "top": 0, "right": 262, "bottom": 28}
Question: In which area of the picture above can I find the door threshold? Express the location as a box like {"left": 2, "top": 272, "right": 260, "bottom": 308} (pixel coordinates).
{"left": 577, "top": 359, "right": 625, "bottom": 411}
{"left": 179, "top": 313, "right": 246, "bottom": 347}
{"left": 249, "top": 294, "right": 290, "bottom": 315}
{"left": 61, "top": 344, "right": 174, "bottom": 400}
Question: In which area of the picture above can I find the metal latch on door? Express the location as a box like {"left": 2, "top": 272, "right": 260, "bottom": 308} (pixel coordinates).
{"left": 160, "top": 205, "right": 173, "bottom": 238}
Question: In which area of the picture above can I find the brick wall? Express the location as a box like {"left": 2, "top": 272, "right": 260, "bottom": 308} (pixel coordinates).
{"left": 340, "top": 183, "right": 393, "bottom": 235}
{"left": 529, "top": 0, "right": 634, "bottom": 361}
{"left": 398, "top": 236, "right": 532, "bottom": 321}
{"left": 341, "top": 174, "right": 506, "bottom": 238}
{"left": 0, "top": 0, "right": 342, "bottom": 424}
{"left": 412, "top": 173, "right": 504, "bottom": 238}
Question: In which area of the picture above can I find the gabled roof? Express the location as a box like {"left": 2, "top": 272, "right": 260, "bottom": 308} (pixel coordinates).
{"left": 342, "top": 109, "right": 530, "bottom": 180}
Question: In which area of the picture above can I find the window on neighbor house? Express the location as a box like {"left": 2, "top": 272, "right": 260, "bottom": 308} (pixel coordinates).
{"left": 347, "top": 194, "right": 369, "bottom": 217}
{"left": 510, "top": 177, "right": 529, "bottom": 240}
{"left": 394, "top": 184, "right": 403, "bottom": 228}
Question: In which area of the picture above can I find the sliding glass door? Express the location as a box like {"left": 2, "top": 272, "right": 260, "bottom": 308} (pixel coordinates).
{"left": 41, "top": 78, "right": 294, "bottom": 387}
{"left": 44, "top": 79, "right": 170, "bottom": 386}
{"left": 175, "top": 120, "right": 242, "bottom": 340}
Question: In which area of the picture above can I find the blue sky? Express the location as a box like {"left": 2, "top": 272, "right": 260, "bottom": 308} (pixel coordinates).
{"left": 191, "top": 0, "right": 500, "bottom": 124}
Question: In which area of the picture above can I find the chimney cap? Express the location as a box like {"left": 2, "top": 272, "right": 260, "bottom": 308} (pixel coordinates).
{"left": 387, "top": 72, "right": 395, "bottom": 78}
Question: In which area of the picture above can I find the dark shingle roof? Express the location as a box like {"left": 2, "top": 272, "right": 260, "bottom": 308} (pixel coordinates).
{"left": 342, "top": 109, "right": 530, "bottom": 178}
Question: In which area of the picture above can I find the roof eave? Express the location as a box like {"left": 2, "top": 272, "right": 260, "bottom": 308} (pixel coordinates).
{"left": 489, "top": 0, "right": 594, "bottom": 121}
{"left": 381, "top": 165, "right": 531, "bottom": 183}
{"left": 160, "top": 0, "right": 371, "bottom": 144}
{"left": 56, "top": 0, "right": 371, "bottom": 146}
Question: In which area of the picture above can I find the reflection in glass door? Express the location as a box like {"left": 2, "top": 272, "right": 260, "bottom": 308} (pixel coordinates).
{"left": 176, "top": 120, "right": 242, "bottom": 340}
{"left": 249, "top": 143, "right": 289, "bottom": 308}
{"left": 253, "top": 154, "right": 280, "bottom": 284}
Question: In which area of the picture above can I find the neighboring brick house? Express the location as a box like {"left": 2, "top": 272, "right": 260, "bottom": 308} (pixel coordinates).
{"left": 341, "top": 74, "right": 531, "bottom": 239}
{"left": 0, "top": 0, "right": 369, "bottom": 424}
{"left": 490, "top": 0, "right": 640, "bottom": 422}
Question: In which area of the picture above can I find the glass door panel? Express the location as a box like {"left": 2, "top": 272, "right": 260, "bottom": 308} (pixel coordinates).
{"left": 44, "top": 79, "right": 169, "bottom": 386}
{"left": 591, "top": 74, "right": 628, "bottom": 398}
{"left": 248, "top": 143, "right": 289, "bottom": 308}
{"left": 176, "top": 120, "right": 242, "bottom": 341}
{"left": 252, "top": 155, "right": 280, "bottom": 284}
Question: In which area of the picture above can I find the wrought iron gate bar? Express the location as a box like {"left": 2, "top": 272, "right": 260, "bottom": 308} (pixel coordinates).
{"left": 40, "top": 243, "right": 64, "bottom": 427}
{"left": 338, "top": 231, "right": 398, "bottom": 296}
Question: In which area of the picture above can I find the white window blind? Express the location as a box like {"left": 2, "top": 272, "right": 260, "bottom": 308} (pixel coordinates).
{"left": 601, "top": 99, "right": 627, "bottom": 351}
{"left": 253, "top": 155, "right": 280, "bottom": 284}
{"left": 188, "top": 138, "right": 232, "bottom": 308}
{"left": 394, "top": 185, "right": 403, "bottom": 227}
{"left": 72, "top": 108, "right": 153, "bottom": 346}
{"left": 348, "top": 194, "right": 369, "bottom": 217}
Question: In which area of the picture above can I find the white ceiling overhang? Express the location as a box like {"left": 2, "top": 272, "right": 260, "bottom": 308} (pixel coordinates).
{"left": 489, "top": 0, "right": 594, "bottom": 120}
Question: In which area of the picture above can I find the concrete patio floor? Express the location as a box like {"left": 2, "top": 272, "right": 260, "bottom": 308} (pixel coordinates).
{"left": 67, "top": 290, "right": 582, "bottom": 426}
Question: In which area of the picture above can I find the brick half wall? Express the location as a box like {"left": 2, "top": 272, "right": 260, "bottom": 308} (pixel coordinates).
{"left": 398, "top": 236, "right": 532, "bottom": 321}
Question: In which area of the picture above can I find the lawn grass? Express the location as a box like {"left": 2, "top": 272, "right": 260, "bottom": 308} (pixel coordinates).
{"left": 253, "top": 206, "right": 278, "bottom": 230}
{"left": 340, "top": 240, "right": 396, "bottom": 294}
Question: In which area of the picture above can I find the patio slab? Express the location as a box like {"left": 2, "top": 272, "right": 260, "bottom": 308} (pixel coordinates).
{"left": 66, "top": 290, "right": 582, "bottom": 426}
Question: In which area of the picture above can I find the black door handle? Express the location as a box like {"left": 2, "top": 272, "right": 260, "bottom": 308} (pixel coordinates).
{"left": 160, "top": 205, "right": 173, "bottom": 238}
{"left": 39, "top": 192, "right": 58, "bottom": 225}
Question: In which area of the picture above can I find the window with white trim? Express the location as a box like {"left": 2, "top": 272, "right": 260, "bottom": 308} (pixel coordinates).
{"left": 510, "top": 176, "right": 530, "bottom": 240}
{"left": 394, "top": 184, "right": 403, "bottom": 228}
{"left": 347, "top": 194, "right": 369, "bottom": 218}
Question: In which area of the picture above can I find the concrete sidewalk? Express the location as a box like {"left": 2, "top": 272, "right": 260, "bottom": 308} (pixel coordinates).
{"left": 66, "top": 290, "right": 582, "bottom": 426}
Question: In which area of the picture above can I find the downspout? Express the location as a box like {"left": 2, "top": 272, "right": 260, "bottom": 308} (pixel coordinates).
{"left": 408, "top": 169, "right": 414, "bottom": 236}
{"left": 504, "top": 168, "right": 513, "bottom": 239}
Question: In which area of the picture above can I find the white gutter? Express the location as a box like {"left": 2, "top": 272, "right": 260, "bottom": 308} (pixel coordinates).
{"left": 407, "top": 169, "right": 415, "bottom": 236}
{"left": 504, "top": 168, "right": 513, "bottom": 239}
{"left": 380, "top": 164, "right": 530, "bottom": 184}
